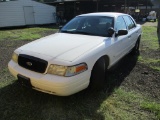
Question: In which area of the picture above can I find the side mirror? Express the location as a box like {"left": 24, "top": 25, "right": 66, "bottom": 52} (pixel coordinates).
{"left": 108, "top": 27, "right": 115, "bottom": 37}
{"left": 58, "top": 26, "right": 63, "bottom": 32}
{"left": 117, "top": 29, "right": 128, "bottom": 36}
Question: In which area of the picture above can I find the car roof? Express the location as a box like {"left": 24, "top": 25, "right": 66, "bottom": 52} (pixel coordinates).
{"left": 78, "top": 12, "right": 127, "bottom": 18}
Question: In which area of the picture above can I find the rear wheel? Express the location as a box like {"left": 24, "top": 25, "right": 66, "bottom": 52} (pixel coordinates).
{"left": 131, "top": 37, "right": 140, "bottom": 55}
{"left": 89, "top": 57, "right": 107, "bottom": 90}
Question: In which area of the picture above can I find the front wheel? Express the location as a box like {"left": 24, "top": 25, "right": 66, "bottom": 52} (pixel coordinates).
{"left": 89, "top": 57, "right": 107, "bottom": 90}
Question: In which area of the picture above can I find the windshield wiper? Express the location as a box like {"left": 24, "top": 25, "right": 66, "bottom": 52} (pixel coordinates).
{"left": 61, "top": 30, "right": 71, "bottom": 33}
{"left": 61, "top": 30, "right": 107, "bottom": 37}
{"left": 61, "top": 30, "right": 91, "bottom": 35}
{"left": 74, "top": 31, "right": 91, "bottom": 35}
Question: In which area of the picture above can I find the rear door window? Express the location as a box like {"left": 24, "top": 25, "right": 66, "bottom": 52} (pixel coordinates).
{"left": 123, "top": 16, "right": 136, "bottom": 30}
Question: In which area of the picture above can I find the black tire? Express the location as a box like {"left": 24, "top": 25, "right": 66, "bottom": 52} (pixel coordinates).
{"left": 89, "top": 57, "right": 107, "bottom": 90}
{"left": 131, "top": 38, "right": 140, "bottom": 55}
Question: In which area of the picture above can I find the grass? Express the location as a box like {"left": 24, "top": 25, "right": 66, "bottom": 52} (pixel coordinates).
{"left": 139, "top": 26, "right": 160, "bottom": 117}
{"left": 141, "top": 101, "right": 160, "bottom": 119}
{"left": 0, "top": 24, "right": 160, "bottom": 120}
{"left": 141, "top": 26, "right": 159, "bottom": 50}
{"left": 0, "top": 27, "right": 57, "bottom": 41}
{"left": 0, "top": 80, "right": 158, "bottom": 120}
{"left": 138, "top": 56, "right": 160, "bottom": 71}
{"left": 139, "top": 26, "right": 160, "bottom": 71}
{"left": 0, "top": 68, "right": 15, "bottom": 87}
{"left": 99, "top": 89, "right": 160, "bottom": 120}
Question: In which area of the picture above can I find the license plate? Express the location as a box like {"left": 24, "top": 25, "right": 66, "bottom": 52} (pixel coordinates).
{"left": 17, "top": 74, "right": 32, "bottom": 88}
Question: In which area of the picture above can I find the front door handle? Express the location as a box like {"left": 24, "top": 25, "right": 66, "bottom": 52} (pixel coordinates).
{"left": 128, "top": 35, "right": 131, "bottom": 38}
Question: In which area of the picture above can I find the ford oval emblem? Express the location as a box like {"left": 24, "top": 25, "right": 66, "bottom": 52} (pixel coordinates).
{"left": 26, "top": 62, "right": 32, "bottom": 66}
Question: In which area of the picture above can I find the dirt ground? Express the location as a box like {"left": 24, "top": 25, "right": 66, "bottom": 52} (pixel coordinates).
{"left": 0, "top": 22, "right": 159, "bottom": 102}
{"left": 140, "top": 21, "right": 158, "bottom": 26}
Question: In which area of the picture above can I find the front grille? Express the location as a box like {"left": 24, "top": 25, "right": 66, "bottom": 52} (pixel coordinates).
{"left": 18, "top": 54, "right": 48, "bottom": 73}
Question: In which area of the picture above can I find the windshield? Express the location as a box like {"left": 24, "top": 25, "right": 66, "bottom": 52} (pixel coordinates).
{"left": 60, "top": 16, "right": 114, "bottom": 37}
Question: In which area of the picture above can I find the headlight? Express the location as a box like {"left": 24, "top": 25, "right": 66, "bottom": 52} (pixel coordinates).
{"left": 47, "top": 63, "right": 88, "bottom": 77}
{"left": 12, "top": 52, "right": 18, "bottom": 63}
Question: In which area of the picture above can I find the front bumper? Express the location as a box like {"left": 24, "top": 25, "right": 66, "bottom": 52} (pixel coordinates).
{"left": 8, "top": 60, "right": 90, "bottom": 96}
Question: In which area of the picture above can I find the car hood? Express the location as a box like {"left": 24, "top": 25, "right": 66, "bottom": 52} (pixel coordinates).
{"left": 18, "top": 33, "right": 106, "bottom": 62}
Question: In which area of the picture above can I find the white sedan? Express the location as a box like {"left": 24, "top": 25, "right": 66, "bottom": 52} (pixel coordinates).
{"left": 8, "top": 12, "right": 142, "bottom": 96}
